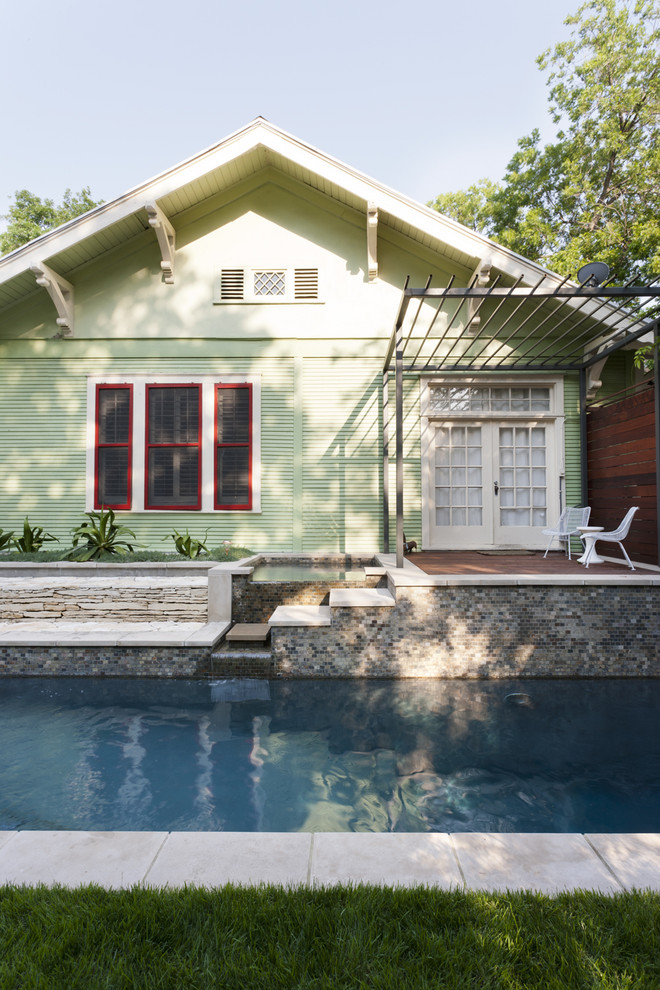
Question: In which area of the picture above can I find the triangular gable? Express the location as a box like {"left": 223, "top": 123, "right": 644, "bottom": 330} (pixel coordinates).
{"left": 0, "top": 117, "right": 566, "bottom": 314}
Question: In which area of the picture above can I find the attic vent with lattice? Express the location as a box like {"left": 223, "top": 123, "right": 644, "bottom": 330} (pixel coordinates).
{"left": 220, "top": 269, "right": 245, "bottom": 300}
{"left": 215, "top": 267, "right": 319, "bottom": 303}
{"left": 254, "top": 271, "right": 286, "bottom": 296}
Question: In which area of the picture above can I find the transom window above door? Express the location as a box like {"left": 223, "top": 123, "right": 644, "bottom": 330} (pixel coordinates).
{"left": 429, "top": 385, "right": 551, "bottom": 414}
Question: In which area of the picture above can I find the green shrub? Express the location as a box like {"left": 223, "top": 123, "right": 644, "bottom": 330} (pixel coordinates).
{"left": 12, "top": 516, "right": 59, "bottom": 553}
{"left": 67, "top": 507, "right": 138, "bottom": 560}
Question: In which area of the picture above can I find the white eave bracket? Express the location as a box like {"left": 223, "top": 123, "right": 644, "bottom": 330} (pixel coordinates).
{"left": 367, "top": 202, "right": 378, "bottom": 282}
{"left": 467, "top": 260, "right": 493, "bottom": 334}
{"left": 145, "top": 202, "right": 175, "bottom": 284}
{"left": 30, "top": 262, "right": 74, "bottom": 336}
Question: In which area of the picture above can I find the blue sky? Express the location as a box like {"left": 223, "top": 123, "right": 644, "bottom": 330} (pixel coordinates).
{"left": 1, "top": 0, "right": 576, "bottom": 219}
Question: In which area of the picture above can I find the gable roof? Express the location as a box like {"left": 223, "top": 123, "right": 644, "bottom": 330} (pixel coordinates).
{"left": 0, "top": 117, "right": 568, "bottom": 314}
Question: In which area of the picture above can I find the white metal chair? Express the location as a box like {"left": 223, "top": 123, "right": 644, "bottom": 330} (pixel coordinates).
{"left": 543, "top": 506, "right": 591, "bottom": 559}
{"left": 581, "top": 506, "right": 639, "bottom": 570}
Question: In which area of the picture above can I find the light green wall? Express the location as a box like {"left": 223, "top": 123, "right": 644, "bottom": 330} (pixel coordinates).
{"left": 0, "top": 171, "right": 626, "bottom": 552}
{"left": 563, "top": 374, "right": 583, "bottom": 510}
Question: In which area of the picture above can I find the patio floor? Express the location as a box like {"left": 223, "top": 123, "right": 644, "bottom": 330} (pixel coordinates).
{"left": 407, "top": 550, "right": 659, "bottom": 577}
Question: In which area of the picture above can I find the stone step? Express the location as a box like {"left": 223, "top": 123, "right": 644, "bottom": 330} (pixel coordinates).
{"left": 225, "top": 622, "right": 271, "bottom": 643}
{"left": 328, "top": 588, "right": 396, "bottom": 607}
{"left": 269, "top": 605, "right": 332, "bottom": 627}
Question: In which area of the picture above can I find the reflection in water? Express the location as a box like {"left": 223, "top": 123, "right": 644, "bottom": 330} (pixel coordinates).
{"left": 0, "top": 677, "right": 658, "bottom": 833}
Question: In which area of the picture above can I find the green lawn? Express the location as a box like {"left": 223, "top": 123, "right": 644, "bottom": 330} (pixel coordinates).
{"left": 1, "top": 884, "right": 658, "bottom": 989}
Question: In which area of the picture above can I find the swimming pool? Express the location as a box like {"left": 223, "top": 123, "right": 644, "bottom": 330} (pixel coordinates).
{"left": 1, "top": 678, "right": 659, "bottom": 833}
{"left": 249, "top": 564, "right": 349, "bottom": 581}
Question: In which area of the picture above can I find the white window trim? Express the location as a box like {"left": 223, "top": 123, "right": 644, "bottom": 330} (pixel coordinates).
{"left": 86, "top": 373, "right": 261, "bottom": 513}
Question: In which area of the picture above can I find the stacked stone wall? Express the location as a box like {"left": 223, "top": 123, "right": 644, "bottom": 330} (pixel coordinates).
{"left": 0, "top": 578, "right": 208, "bottom": 622}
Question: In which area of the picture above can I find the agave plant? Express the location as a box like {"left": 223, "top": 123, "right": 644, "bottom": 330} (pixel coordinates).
{"left": 0, "top": 528, "right": 15, "bottom": 552}
{"left": 67, "top": 507, "right": 138, "bottom": 560}
{"left": 13, "top": 516, "right": 59, "bottom": 553}
{"left": 166, "top": 527, "right": 210, "bottom": 559}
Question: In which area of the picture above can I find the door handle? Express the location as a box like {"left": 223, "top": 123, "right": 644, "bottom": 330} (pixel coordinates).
{"left": 494, "top": 481, "right": 499, "bottom": 495}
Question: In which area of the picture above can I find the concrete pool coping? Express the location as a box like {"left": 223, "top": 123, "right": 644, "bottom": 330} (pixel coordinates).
{"left": 1, "top": 830, "right": 659, "bottom": 892}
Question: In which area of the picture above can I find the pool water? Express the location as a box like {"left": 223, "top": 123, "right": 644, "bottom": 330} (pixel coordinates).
{"left": 1, "top": 678, "right": 659, "bottom": 833}
{"left": 250, "top": 564, "right": 348, "bottom": 581}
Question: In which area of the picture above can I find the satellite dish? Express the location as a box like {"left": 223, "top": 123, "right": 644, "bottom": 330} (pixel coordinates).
{"left": 577, "top": 261, "right": 611, "bottom": 287}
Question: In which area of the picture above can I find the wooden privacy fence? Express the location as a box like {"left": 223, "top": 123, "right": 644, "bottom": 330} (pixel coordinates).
{"left": 587, "top": 381, "right": 657, "bottom": 565}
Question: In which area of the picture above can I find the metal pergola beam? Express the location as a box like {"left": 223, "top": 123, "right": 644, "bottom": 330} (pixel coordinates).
{"left": 405, "top": 285, "right": 660, "bottom": 299}
{"left": 383, "top": 275, "right": 660, "bottom": 566}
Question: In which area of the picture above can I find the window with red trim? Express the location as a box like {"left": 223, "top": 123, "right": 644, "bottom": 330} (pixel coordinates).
{"left": 215, "top": 384, "right": 252, "bottom": 509}
{"left": 146, "top": 385, "right": 201, "bottom": 510}
{"left": 95, "top": 385, "right": 133, "bottom": 509}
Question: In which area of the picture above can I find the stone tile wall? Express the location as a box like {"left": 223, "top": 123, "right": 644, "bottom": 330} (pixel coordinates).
{"left": 272, "top": 585, "right": 660, "bottom": 678}
{"left": 232, "top": 575, "right": 382, "bottom": 623}
{"left": 0, "top": 645, "right": 210, "bottom": 677}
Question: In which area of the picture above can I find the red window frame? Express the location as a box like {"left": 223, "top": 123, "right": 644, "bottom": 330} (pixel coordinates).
{"left": 94, "top": 384, "right": 133, "bottom": 510}
{"left": 145, "top": 384, "right": 202, "bottom": 511}
{"left": 214, "top": 383, "right": 252, "bottom": 510}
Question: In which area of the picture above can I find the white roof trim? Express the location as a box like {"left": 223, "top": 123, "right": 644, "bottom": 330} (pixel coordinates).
{"left": 0, "top": 118, "right": 572, "bottom": 293}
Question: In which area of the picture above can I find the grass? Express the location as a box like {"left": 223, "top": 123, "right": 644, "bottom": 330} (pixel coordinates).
{"left": 0, "top": 546, "right": 255, "bottom": 563}
{"left": 0, "top": 885, "right": 659, "bottom": 989}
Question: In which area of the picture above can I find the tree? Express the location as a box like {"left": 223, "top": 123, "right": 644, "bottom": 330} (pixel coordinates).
{"left": 429, "top": 0, "right": 660, "bottom": 286}
{"left": 0, "top": 187, "right": 103, "bottom": 255}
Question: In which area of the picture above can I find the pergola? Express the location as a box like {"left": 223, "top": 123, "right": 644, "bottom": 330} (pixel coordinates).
{"left": 382, "top": 272, "right": 660, "bottom": 567}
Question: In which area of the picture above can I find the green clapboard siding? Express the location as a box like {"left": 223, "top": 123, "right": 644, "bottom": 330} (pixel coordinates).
{"left": 563, "top": 374, "right": 582, "bottom": 509}
{"left": 301, "top": 357, "right": 383, "bottom": 552}
{"left": 0, "top": 354, "right": 298, "bottom": 553}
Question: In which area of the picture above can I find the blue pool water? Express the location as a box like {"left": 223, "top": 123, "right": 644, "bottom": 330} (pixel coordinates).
{"left": 250, "top": 564, "right": 347, "bottom": 581}
{"left": 1, "top": 677, "right": 659, "bottom": 833}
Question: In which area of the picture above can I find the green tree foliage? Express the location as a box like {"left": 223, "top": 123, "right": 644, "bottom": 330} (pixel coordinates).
{"left": 429, "top": 0, "right": 660, "bottom": 284}
{"left": 0, "top": 187, "right": 103, "bottom": 255}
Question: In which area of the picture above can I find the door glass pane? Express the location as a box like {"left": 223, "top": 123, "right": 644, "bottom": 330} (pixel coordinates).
{"left": 499, "top": 426, "right": 547, "bottom": 528}
{"left": 434, "top": 425, "right": 482, "bottom": 527}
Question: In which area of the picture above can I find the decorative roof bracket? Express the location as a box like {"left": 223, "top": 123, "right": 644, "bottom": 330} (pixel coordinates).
{"left": 586, "top": 356, "right": 608, "bottom": 400}
{"left": 467, "top": 262, "right": 492, "bottom": 334}
{"left": 145, "top": 203, "right": 175, "bottom": 284}
{"left": 30, "top": 262, "right": 74, "bottom": 336}
{"left": 367, "top": 202, "right": 378, "bottom": 282}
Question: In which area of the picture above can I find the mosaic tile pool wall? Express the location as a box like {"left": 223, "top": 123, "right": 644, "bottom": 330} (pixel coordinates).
{"left": 272, "top": 585, "right": 660, "bottom": 678}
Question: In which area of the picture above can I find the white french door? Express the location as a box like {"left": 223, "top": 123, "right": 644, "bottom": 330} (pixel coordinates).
{"left": 428, "top": 419, "right": 558, "bottom": 550}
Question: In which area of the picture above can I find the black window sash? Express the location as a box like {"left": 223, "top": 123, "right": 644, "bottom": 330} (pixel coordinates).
{"left": 215, "top": 384, "right": 252, "bottom": 509}
{"left": 95, "top": 385, "right": 133, "bottom": 509}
